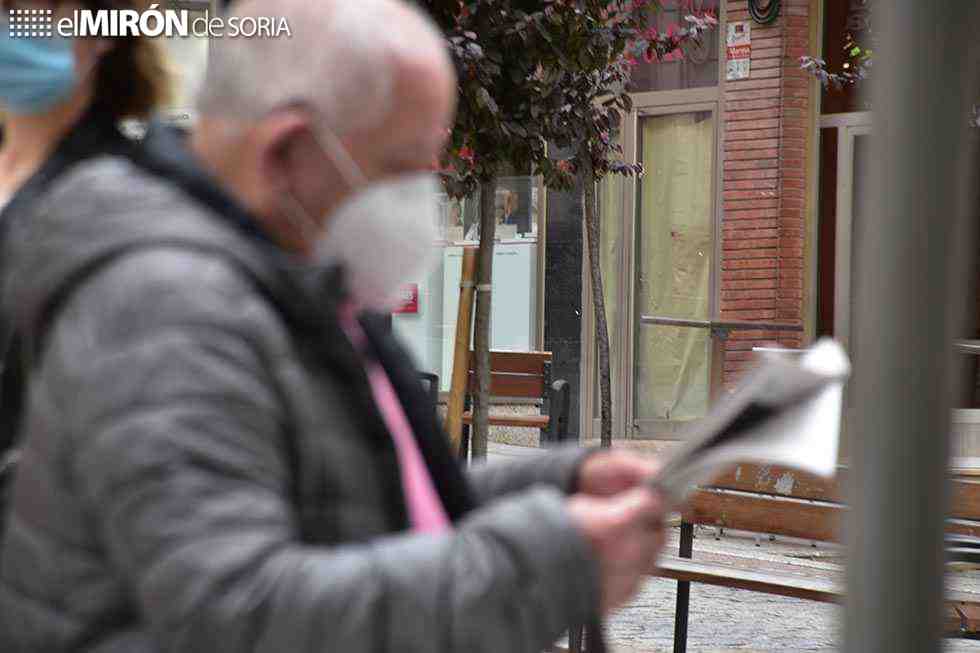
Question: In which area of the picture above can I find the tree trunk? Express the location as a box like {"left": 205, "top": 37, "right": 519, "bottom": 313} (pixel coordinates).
{"left": 472, "top": 179, "right": 497, "bottom": 461}
{"left": 580, "top": 157, "right": 613, "bottom": 448}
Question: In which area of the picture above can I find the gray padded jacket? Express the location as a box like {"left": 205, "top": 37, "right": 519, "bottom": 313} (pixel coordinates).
{"left": 0, "top": 140, "right": 599, "bottom": 652}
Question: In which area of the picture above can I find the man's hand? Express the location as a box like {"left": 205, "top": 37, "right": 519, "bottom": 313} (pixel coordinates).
{"left": 566, "top": 487, "right": 667, "bottom": 614}
{"left": 577, "top": 450, "right": 660, "bottom": 497}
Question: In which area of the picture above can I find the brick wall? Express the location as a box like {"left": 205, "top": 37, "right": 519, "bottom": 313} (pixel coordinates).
{"left": 720, "top": 0, "right": 813, "bottom": 386}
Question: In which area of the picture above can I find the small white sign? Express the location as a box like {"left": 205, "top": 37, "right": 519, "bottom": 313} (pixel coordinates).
{"left": 726, "top": 21, "right": 752, "bottom": 81}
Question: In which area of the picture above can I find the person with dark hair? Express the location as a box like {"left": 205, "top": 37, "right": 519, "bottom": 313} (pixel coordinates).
{"left": 0, "top": 0, "right": 170, "bottom": 479}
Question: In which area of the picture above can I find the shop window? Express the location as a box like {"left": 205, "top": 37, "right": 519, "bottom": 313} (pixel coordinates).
{"left": 629, "top": 0, "right": 720, "bottom": 93}
{"left": 394, "top": 177, "right": 543, "bottom": 391}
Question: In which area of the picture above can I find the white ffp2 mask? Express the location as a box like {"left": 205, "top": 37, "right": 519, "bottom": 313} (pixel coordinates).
{"left": 315, "top": 173, "right": 440, "bottom": 313}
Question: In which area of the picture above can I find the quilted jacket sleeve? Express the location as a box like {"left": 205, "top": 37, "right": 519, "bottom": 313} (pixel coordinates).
{"left": 466, "top": 446, "right": 595, "bottom": 505}
{"left": 49, "top": 249, "right": 599, "bottom": 653}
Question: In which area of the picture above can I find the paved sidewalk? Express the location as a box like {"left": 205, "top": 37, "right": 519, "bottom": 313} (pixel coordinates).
{"left": 486, "top": 442, "right": 980, "bottom": 652}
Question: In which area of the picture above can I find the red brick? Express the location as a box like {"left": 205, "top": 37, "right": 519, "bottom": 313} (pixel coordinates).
{"left": 722, "top": 278, "right": 778, "bottom": 291}
{"left": 726, "top": 138, "right": 781, "bottom": 151}
{"left": 752, "top": 36, "right": 784, "bottom": 50}
{"left": 725, "top": 108, "right": 781, "bottom": 121}
{"left": 727, "top": 98, "right": 782, "bottom": 112}
{"left": 724, "top": 208, "right": 780, "bottom": 221}
{"left": 722, "top": 289, "right": 778, "bottom": 301}
{"left": 728, "top": 118, "right": 781, "bottom": 132}
{"left": 724, "top": 168, "right": 780, "bottom": 181}
{"left": 722, "top": 269, "right": 777, "bottom": 281}
{"left": 726, "top": 77, "right": 783, "bottom": 91}
{"left": 724, "top": 351, "right": 761, "bottom": 363}
{"left": 724, "top": 258, "right": 778, "bottom": 270}
{"left": 725, "top": 339, "right": 760, "bottom": 351}
{"left": 751, "top": 59, "right": 783, "bottom": 72}
{"left": 724, "top": 238, "right": 779, "bottom": 250}
{"left": 724, "top": 299, "right": 777, "bottom": 311}
{"left": 725, "top": 196, "right": 780, "bottom": 208}
{"left": 720, "top": 309, "right": 779, "bottom": 321}
{"left": 723, "top": 221, "right": 778, "bottom": 232}
{"left": 728, "top": 329, "right": 784, "bottom": 340}
{"left": 726, "top": 148, "right": 780, "bottom": 161}
{"left": 728, "top": 128, "right": 781, "bottom": 142}
{"left": 725, "top": 178, "right": 779, "bottom": 191}
{"left": 724, "top": 189, "right": 778, "bottom": 201}
{"left": 726, "top": 88, "right": 783, "bottom": 102}
{"left": 724, "top": 159, "right": 780, "bottom": 171}
{"left": 725, "top": 227, "right": 779, "bottom": 239}
{"left": 751, "top": 49, "right": 783, "bottom": 61}
{"left": 725, "top": 248, "right": 779, "bottom": 260}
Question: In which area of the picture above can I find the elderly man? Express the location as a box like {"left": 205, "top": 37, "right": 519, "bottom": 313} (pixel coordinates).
{"left": 0, "top": 1, "right": 666, "bottom": 651}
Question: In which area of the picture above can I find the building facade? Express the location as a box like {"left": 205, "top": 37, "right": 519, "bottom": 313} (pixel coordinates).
{"left": 162, "top": 0, "right": 879, "bottom": 445}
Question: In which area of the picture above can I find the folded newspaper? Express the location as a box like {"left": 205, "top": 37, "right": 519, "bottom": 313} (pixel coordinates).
{"left": 651, "top": 338, "right": 851, "bottom": 507}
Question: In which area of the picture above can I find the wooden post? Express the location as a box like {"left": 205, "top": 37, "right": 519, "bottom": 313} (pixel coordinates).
{"left": 446, "top": 247, "right": 478, "bottom": 455}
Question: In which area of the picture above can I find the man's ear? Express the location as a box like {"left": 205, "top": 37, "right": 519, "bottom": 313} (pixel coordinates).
{"left": 254, "top": 110, "right": 316, "bottom": 196}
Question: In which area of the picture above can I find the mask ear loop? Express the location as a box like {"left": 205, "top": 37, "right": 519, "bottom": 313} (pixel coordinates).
{"left": 311, "top": 127, "right": 369, "bottom": 189}
{"left": 279, "top": 189, "right": 321, "bottom": 247}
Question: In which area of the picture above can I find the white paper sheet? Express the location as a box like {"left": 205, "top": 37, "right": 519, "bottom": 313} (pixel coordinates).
{"left": 652, "top": 338, "right": 851, "bottom": 507}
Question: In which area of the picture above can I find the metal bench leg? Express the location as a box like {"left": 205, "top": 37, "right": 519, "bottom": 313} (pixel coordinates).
{"left": 673, "top": 522, "right": 694, "bottom": 653}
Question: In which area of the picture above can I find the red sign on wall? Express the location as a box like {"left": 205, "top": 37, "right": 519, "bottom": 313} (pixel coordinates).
{"left": 393, "top": 284, "right": 420, "bottom": 314}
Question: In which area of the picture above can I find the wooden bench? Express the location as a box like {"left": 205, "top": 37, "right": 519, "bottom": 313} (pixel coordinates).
{"left": 460, "top": 351, "right": 571, "bottom": 447}
{"left": 657, "top": 463, "right": 980, "bottom": 652}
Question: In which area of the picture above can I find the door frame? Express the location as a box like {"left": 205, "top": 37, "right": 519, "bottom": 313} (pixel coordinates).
{"left": 582, "top": 97, "right": 723, "bottom": 441}
{"left": 820, "top": 111, "right": 872, "bottom": 351}
{"left": 580, "top": 1, "right": 727, "bottom": 442}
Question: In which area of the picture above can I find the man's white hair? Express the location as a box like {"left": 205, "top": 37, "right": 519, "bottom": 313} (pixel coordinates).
{"left": 196, "top": 0, "right": 449, "bottom": 136}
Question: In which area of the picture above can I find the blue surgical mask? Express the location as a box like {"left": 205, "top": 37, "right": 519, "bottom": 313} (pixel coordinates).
{"left": 0, "top": 20, "right": 77, "bottom": 115}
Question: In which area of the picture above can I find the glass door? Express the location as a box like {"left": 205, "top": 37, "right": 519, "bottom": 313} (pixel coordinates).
{"left": 632, "top": 108, "right": 717, "bottom": 437}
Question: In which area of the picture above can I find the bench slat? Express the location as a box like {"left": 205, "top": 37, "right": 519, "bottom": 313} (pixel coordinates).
{"left": 687, "top": 489, "right": 980, "bottom": 542}
{"left": 950, "top": 480, "right": 980, "bottom": 521}
{"left": 467, "top": 373, "right": 544, "bottom": 398}
{"left": 657, "top": 555, "right": 980, "bottom": 633}
{"left": 461, "top": 412, "right": 550, "bottom": 428}
{"left": 706, "top": 464, "right": 844, "bottom": 503}
{"left": 706, "top": 466, "right": 980, "bottom": 521}
{"left": 684, "top": 489, "right": 842, "bottom": 542}
{"left": 467, "top": 351, "right": 551, "bottom": 375}
{"left": 657, "top": 556, "right": 840, "bottom": 602}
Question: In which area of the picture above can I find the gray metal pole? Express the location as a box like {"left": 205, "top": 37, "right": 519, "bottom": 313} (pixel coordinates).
{"left": 844, "top": 3, "right": 979, "bottom": 652}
